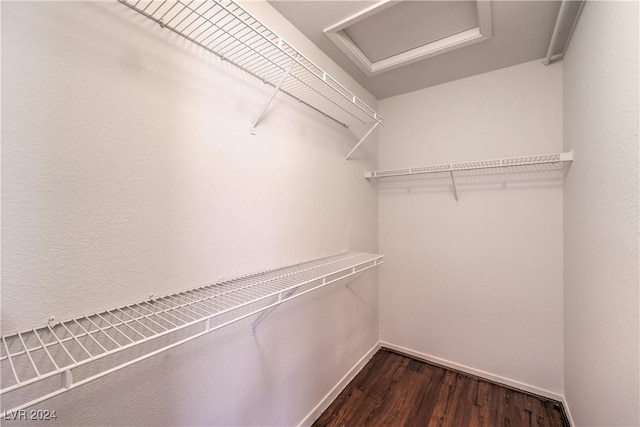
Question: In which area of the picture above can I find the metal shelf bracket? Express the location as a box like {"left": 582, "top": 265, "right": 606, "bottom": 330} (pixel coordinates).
{"left": 251, "top": 264, "right": 368, "bottom": 330}
{"left": 345, "top": 121, "right": 380, "bottom": 160}
{"left": 250, "top": 56, "right": 298, "bottom": 135}
{"left": 251, "top": 287, "right": 299, "bottom": 330}
{"left": 449, "top": 171, "right": 459, "bottom": 201}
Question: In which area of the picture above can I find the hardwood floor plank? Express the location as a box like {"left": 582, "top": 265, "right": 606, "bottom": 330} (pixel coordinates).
{"left": 363, "top": 356, "right": 415, "bottom": 425}
{"left": 511, "top": 388, "right": 534, "bottom": 427}
{"left": 443, "top": 374, "right": 473, "bottom": 427}
{"left": 379, "top": 369, "right": 423, "bottom": 426}
{"left": 544, "top": 401, "right": 564, "bottom": 427}
{"left": 491, "top": 384, "right": 510, "bottom": 427}
{"left": 314, "top": 386, "right": 363, "bottom": 426}
{"left": 425, "top": 370, "right": 457, "bottom": 427}
{"left": 469, "top": 379, "right": 491, "bottom": 427}
{"left": 408, "top": 364, "right": 446, "bottom": 425}
{"left": 454, "top": 375, "right": 479, "bottom": 427}
{"left": 534, "top": 397, "right": 551, "bottom": 427}
{"left": 312, "top": 349, "right": 568, "bottom": 427}
{"left": 353, "top": 351, "right": 387, "bottom": 391}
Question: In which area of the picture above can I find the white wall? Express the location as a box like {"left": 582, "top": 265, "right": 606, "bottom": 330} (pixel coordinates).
{"left": 378, "top": 59, "right": 565, "bottom": 397}
{"left": 563, "top": 2, "right": 640, "bottom": 426}
{"left": 1, "top": 1, "right": 379, "bottom": 425}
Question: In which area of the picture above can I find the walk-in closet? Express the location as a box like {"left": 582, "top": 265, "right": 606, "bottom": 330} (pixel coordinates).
{"left": 1, "top": 0, "right": 638, "bottom": 426}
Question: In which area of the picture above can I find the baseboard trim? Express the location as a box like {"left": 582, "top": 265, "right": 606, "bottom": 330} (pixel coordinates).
{"left": 299, "top": 340, "right": 574, "bottom": 427}
{"left": 297, "top": 342, "right": 381, "bottom": 427}
{"left": 561, "top": 395, "right": 576, "bottom": 427}
{"left": 379, "top": 341, "right": 565, "bottom": 403}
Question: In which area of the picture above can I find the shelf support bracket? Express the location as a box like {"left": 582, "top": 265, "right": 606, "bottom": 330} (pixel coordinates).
{"left": 345, "top": 121, "right": 380, "bottom": 160}
{"left": 250, "top": 56, "right": 298, "bottom": 135}
{"left": 251, "top": 287, "right": 299, "bottom": 330}
{"left": 449, "top": 171, "right": 459, "bottom": 201}
{"left": 344, "top": 271, "right": 363, "bottom": 289}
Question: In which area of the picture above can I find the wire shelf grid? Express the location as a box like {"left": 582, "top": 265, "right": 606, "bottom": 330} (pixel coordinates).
{"left": 118, "top": 0, "right": 383, "bottom": 129}
{"left": 365, "top": 151, "right": 573, "bottom": 179}
{"left": 0, "top": 251, "right": 383, "bottom": 414}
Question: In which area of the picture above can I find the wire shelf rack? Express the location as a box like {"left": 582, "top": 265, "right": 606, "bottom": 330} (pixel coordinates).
{"left": 365, "top": 151, "right": 574, "bottom": 179}
{"left": 0, "top": 251, "right": 383, "bottom": 414}
{"left": 118, "top": 0, "right": 384, "bottom": 131}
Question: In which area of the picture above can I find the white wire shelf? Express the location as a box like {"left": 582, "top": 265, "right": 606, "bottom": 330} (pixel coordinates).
{"left": 0, "top": 251, "right": 383, "bottom": 414}
{"left": 118, "top": 0, "right": 384, "bottom": 132}
{"left": 365, "top": 151, "right": 573, "bottom": 179}
{"left": 365, "top": 151, "right": 573, "bottom": 201}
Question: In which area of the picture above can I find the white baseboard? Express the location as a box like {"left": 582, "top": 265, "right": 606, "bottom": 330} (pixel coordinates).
{"left": 561, "top": 395, "right": 576, "bottom": 427}
{"left": 299, "top": 340, "right": 574, "bottom": 427}
{"left": 297, "top": 342, "right": 381, "bottom": 427}
{"left": 379, "top": 341, "right": 565, "bottom": 403}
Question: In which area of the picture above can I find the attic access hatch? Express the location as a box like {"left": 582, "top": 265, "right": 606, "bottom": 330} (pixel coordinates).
{"left": 324, "top": 0, "right": 492, "bottom": 76}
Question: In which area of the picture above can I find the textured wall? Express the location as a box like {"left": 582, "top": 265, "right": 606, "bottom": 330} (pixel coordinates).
{"left": 378, "top": 59, "right": 565, "bottom": 396}
{"left": 563, "top": 2, "right": 640, "bottom": 426}
{"left": 1, "top": 1, "right": 379, "bottom": 425}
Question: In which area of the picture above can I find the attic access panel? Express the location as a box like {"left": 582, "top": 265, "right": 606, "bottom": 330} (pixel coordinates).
{"left": 324, "top": 0, "right": 492, "bottom": 76}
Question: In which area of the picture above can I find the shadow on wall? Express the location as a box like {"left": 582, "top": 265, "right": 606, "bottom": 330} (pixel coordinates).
{"left": 374, "top": 163, "right": 570, "bottom": 196}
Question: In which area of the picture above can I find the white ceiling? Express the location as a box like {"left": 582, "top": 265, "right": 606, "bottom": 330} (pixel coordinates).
{"left": 268, "top": 0, "right": 563, "bottom": 99}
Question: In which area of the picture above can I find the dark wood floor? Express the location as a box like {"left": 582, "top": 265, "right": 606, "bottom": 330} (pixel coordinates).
{"left": 313, "top": 349, "right": 569, "bottom": 427}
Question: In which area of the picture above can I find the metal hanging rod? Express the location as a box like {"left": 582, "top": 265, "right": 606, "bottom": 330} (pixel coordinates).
{"left": 543, "top": 0, "right": 585, "bottom": 66}
{"left": 365, "top": 151, "right": 574, "bottom": 179}
{"left": 118, "top": 0, "right": 384, "bottom": 137}
{"left": 0, "top": 252, "right": 383, "bottom": 415}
